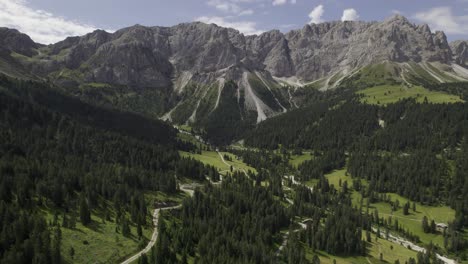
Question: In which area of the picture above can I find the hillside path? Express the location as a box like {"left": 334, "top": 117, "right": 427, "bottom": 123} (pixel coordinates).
{"left": 120, "top": 187, "right": 194, "bottom": 264}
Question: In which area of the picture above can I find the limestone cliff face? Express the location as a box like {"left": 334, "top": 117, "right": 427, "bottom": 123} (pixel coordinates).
{"left": 0, "top": 27, "right": 39, "bottom": 57}
{"left": 451, "top": 40, "right": 468, "bottom": 67}
{"left": 0, "top": 15, "right": 467, "bottom": 125}
{"left": 283, "top": 15, "right": 452, "bottom": 81}
{"left": 7, "top": 14, "right": 453, "bottom": 88}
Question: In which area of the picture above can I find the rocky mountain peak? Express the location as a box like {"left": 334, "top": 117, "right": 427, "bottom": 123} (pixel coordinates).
{"left": 451, "top": 40, "right": 468, "bottom": 66}
{"left": 0, "top": 15, "right": 465, "bottom": 89}
{"left": 384, "top": 14, "right": 411, "bottom": 24}
{"left": 0, "top": 27, "right": 39, "bottom": 57}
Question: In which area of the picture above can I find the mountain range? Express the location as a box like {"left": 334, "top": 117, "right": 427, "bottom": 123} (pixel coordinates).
{"left": 1, "top": 14, "right": 468, "bottom": 127}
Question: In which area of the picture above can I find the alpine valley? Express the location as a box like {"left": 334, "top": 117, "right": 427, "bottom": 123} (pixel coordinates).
{"left": 0, "top": 13, "right": 468, "bottom": 264}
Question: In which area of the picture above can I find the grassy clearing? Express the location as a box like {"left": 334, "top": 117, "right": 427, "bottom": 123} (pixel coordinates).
{"left": 177, "top": 133, "right": 209, "bottom": 149}
{"left": 319, "top": 168, "right": 457, "bottom": 248}
{"left": 177, "top": 125, "right": 193, "bottom": 132}
{"left": 324, "top": 169, "right": 351, "bottom": 190}
{"left": 358, "top": 85, "right": 463, "bottom": 105}
{"left": 220, "top": 152, "right": 257, "bottom": 174}
{"left": 180, "top": 150, "right": 229, "bottom": 171}
{"left": 144, "top": 190, "right": 189, "bottom": 205}
{"left": 42, "top": 191, "right": 188, "bottom": 264}
{"left": 305, "top": 236, "right": 418, "bottom": 264}
{"left": 289, "top": 152, "right": 313, "bottom": 168}
{"left": 43, "top": 207, "right": 152, "bottom": 263}
{"left": 368, "top": 193, "right": 455, "bottom": 247}
{"left": 180, "top": 150, "right": 257, "bottom": 175}
{"left": 305, "top": 231, "right": 418, "bottom": 264}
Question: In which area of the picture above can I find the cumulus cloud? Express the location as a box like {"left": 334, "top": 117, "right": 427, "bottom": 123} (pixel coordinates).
{"left": 309, "top": 5, "right": 324, "bottom": 24}
{"left": 272, "top": 0, "right": 296, "bottom": 6}
{"left": 207, "top": 0, "right": 254, "bottom": 16}
{"left": 414, "top": 6, "right": 468, "bottom": 35}
{"left": 272, "top": 0, "right": 287, "bottom": 5}
{"left": 0, "top": 0, "right": 105, "bottom": 44}
{"left": 208, "top": 0, "right": 241, "bottom": 13}
{"left": 239, "top": 9, "right": 254, "bottom": 16}
{"left": 195, "top": 16, "right": 263, "bottom": 35}
{"left": 341, "top": 8, "right": 359, "bottom": 21}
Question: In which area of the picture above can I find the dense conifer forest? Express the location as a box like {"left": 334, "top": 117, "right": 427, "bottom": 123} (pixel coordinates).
{"left": 1, "top": 72, "right": 467, "bottom": 264}
{"left": 0, "top": 75, "right": 215, "bottom": 263}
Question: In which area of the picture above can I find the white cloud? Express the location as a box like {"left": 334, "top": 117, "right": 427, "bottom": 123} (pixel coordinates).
{"left": 308, "top": 5, "right": 324, "bottom": 24}
{"left": 272, "top": 0, "right": 287, "bottom": 5}
{"left": 195, "top": 16, "right": 263, "bottom": 35}
{"left": 414, "top": 6, "right": 468, "bottom": 35}
{"left": 0, "top": 0, "right": 106, "bottom": 44}
{"left": 239, "top": 9, "right": 254, "bottom": 16}
{"left": 272, "top": 0, "right": 296, "bottom": 6}
{"left": 207, "top": 0, "right": 254, "bottom": 16}
{"left": 341, "top": 8, "right": 359, "bottom": 21}
{"left": 208, "top": 0, "right": 241, "bottom": 13}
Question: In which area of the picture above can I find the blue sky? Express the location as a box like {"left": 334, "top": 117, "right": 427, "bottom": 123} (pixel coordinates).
{"left": 0, "top": 0, "right": 467, "bottom": 44}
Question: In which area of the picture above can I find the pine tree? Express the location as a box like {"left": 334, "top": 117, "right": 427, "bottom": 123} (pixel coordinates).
{"left": 52, "top": 226, "right": 62, "bottom": 264}
{"left": 62, "top": 214, "right": 69, "bottom": 228}
{"left": 69, "top": 247, "right": 75, "bottom": 259}
{"left": 122, "top": 218, "right": 131, "bottom": 237}
{"left": 430, "top": 220, "right": 436, "bottom": 234}
{"left": 403, "top": 202, "right": 409, "bottom": 215}
{"left": 422, "top": 216, "right": 429, "bottom": 233}
{"left": 70, "top": 211, "right": 77, "bottom": 229}
{"left": 79, "top": 195, "right": 91, "bottom": 226}
{"left": 137, "top": 223, "right": 143, "bottom": 239}
{"left": 139, "top": 253, "right": 148, "bottom": 264}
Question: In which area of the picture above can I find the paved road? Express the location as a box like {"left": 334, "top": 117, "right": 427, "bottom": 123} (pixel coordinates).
{"left": 120, "top": 185, "right": 195, "bottom": 264}
{"left": 371, "top": 227, "right": 456, "bottom": 264}
{"left": 120, "top": 205, "right": 180, "bottom": 264}
{"left": 217, "top": 151, "right": 249, "bottom": 176}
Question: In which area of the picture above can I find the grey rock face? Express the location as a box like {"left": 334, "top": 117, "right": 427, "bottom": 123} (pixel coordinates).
{"left": 284, "top": 15, "right": 452, "bottom": 81}
{"left": 0, "top": 27, "right": 39, "bottom": 57}
{"left": 2, "top": 14, "right": 458, "bottom": 88}
{"left": 451, "top": 40, "right": 468, "bottom": 66}
{"left": 1, "top": 15, "right": 467, "bottom": 126}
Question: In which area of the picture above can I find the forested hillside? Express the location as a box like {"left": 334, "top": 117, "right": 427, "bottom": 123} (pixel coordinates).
{"left": 0, "top": 75, "right": 216, "bottom": 263}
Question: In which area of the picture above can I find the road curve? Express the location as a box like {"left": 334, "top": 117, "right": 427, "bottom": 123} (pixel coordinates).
{"left": 121, "top": 187, "right": 194, "bottom": 264}
{"left": 120, "top": 205, "right": 181, "bottom": 264}
{"left": 371, "top": 227, "right": 456, "bottom": 264}
{"left": 217, "top": 151, "right": 249, "bottom": 176}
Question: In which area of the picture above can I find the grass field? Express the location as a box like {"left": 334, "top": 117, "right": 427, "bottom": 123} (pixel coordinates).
{"left": 180, "top": 150, "right": 229, "bottom": 170}
{"left": 42, "top": 190, "right": 188, "bottom": 264}
{"left": 289, "top": 152, "right": 313, "bottom": 168}
{"left": 177, "top": 125, "right": 193, "bottom": 132}
{"left": 358, "top": 85, "right": 463, "bottom": 105}
{"left": 368, "top": 193, "right": 455, "bottom": 247}
{"left": 220, "top": 152, "right": 257, "bottom": 174}
{"left": 177, "top": 133, "right": 209, "bottom": 148}
{"left": 319, "top": 168, "right": 457, "bottom": 248}
{"left": 43, "top": 207, "right": 152, "bottom": 263}
{"left": 305, "top": 231, "right": 418, "bottom": 264}
{"left": 180, "top": 150, "right": 256, "bottom": 174}
{"left": 324, "top": 169, "right": 351, "bottom": 190}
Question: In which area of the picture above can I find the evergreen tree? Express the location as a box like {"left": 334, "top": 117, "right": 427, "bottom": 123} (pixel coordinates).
{"left": 79, "top": 195, "right": 91, "bottom": 226}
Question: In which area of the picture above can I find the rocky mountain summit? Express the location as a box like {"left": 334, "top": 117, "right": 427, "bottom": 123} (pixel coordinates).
{"left": 0, "top": 14, "right": 467, "bottom": 126}
{"left": 451, "top": 40, "right": 468, "bottom": 67}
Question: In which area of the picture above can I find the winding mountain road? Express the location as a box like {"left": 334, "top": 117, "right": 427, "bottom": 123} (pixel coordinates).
{"left": 120, "top": 185, "right": 195, "bottom": 264}
{"left": 217, "top": 151, "right": 249, "bottom": 176}
{"left": 371, "top": 227, "right": 455, "bottom": 264}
